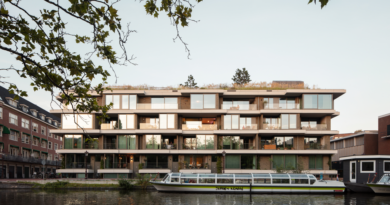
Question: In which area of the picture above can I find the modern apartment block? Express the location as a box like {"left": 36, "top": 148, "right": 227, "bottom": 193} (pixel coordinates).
{"left": 0, "top": 86, "right": 62, "bottom": 179}
{"left": 52, "top": 86, "right": 345, "bottom": 179}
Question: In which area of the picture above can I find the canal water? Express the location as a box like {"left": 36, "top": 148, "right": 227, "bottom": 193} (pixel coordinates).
{"left": 1, "top": 190, "right": 390, "bottom": 205}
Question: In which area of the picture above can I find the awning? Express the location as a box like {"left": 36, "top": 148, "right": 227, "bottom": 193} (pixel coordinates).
{"left": 41, "top": 138, "right": 48, "bottom": 142}
{"left": 33, "top": 136, "right": 40, "bottom": 139}
{"left": 41, "top": 151, "right": 48, "bottom": 154}
{"left": 0, "top": 124, "right": 10, "bottom": 134}
{"left": 10, "top": 145, "right": 19, "bottom": 148}
{"left": 10, "top": 129, "right": 19, "bottom": 132}
{"left": 23, "top": 147, "right": 31, "bottom": 151}
{"left": 23, "top": 132, "right": 31, "bottom": 136}
{"left": 33, "top": 149, "right": 40, "bottom": 153}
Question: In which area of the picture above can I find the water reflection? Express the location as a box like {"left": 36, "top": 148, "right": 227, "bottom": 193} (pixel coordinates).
{"left": 1, "top": 190, "right": 390, "bottom": 205}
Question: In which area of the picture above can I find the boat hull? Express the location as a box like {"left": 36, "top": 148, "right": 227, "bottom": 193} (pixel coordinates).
{"left": 151, "top": 183, "right": 345, "bottom": 194}
{"left": 367, "top": 184, "right": 390, "bottom": 194}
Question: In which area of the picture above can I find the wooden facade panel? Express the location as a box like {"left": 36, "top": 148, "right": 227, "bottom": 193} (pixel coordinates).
{"left": 259, "top": 155, "right": 271, "bottom": 170}
{"left": 180, "top": 97, "right": 190, "bottom": 109}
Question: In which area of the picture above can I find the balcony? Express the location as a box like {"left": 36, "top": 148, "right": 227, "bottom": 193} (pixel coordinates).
{"left": 263, "top": 103, "right": 300, "bottom": 110}
{"left": 139, "top": 123, "right": 159, "bottom": 129}
{"left": 137, "top": 103, "right": 178, "bottom": 109}
{"left": 304, "top": 143, "right": 329, "bottom": 150}
{"left": 240, "top": 143, "right": 255, "bottom": 150}
{"left": 105, "top": 162, "right": 128, "bottom": 169}
{"left": 301, "top": 124, "right": 327, "bottom": 130}
{"left": 222, "top": 104, "right": 257, "bottom": 110}
{"left": 0, "top": 155, "right": 61, "bottom": 165}
{"left": 66, "top": 162, "right": 92, "bottom": 169}
{"left": 84, "top": 142, "right": 99, "bottom": 149}
{"left": 240, "top": 124, "right": 258, "bottom": 130}
{"left": 182, "top": 124, "right": 218, "bottom": 131}
{"left": 161, "top": 144, "right": 177, "bottom": 149}
{"left": 104, "top": 143, "right": 116, "bottom": 149}
{"left": 262, "top": 124, "right": 281, "bottom": 130}
{"left": 143, "top": 162, "right": 168, "bottom": 169}
{"left": 101, "top": 121, "right": 117, "bottom": 130}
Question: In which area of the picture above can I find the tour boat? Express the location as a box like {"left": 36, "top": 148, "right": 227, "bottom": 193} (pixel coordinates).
{"left": 367, "top": 174, "right": 390, "bottom": 194}
{"left": 150, "top": 173, "right": 345, "bottom": 193}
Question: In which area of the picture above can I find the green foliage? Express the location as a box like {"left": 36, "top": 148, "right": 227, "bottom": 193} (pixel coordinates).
{"left": 308, "top": 0, "right": 329, "bottom": 9}
{"left": 232, "top": 68, "right": 251, "bottom": 85}
{"left": 135, "top": 174, "right": 150, "bottom": 189}
{"left": 118, "top": 178, "right": 133, "bottom": 190}
{"left": 138, "top": 163, "right": 144, "bottom": 170}
{"left": 180, "top": 75, "right": 198, "bottom": 88}
{"left": 41, "top": 180, "right": 69, "bottom": 189}
{"left": 216, "top": 156, "right": 222, "bottom": 173}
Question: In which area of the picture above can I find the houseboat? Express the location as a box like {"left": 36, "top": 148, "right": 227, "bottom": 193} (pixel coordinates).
{"left": 367, "top": 174, "right": 390, "bottom": 194}
{"left": 151, "top": 173, "right": 345, "bottom": 193}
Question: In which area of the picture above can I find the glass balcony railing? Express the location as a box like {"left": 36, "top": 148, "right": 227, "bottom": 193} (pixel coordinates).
{"left": 222, "top": 104, "right": 257, "bottom": 110}
{"left": 139, "top": 123, "right": 160, "bottom": 129}
{"left": 240, "top": 124, "right": 258, "bottom": 130}
{"left": 182, "top": 124, "right": 218, "bottom": 131}
{"left": 103, "top": 143, "right": 116, "bottom": 149}
{"left": 161, "top": 144, "right": 177, "bottom": 149}
{"left": 263, "top": 103, "right": 300, "bottom": 109}
{"left": 301, "top": 124, "right": 327, "bottom": 130}
{"left": 105, "top": 162, "right": 128, "bottom": 169}
{"left": 137, "top": 103, "right": 178, "bottom": 109}
{"left": 143, "top": 162, "right": 168, "bottom": 169}
{"left": 182, "top": 163, "right": 210, "bottom": 169}
{"left": 304, "top": 143, "right": 328, "bottom": 150}
{"left": 262, "top": 124, "right": 281, "bottom": 130}
{"left": 70, "top": 162, "right": 92, "bottom": 169}
{"left": 101, "top": 121, "right": 117, "bottom": 130}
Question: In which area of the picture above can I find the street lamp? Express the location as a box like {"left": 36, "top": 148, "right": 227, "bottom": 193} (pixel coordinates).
{"left": 222, "top": 150, "right": 226, "bottom": 174}
{"left": 84, "top": 151, "right": 88, "bottom": 180}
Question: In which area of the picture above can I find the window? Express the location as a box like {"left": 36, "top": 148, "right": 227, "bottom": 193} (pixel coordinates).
{"left": 22, "top": 149, "right": 30, "bottom": 158}
{"left": 190, "top": 94, "right": 216, "bottom": 109}
{"left": 225, "top": 155, "right": 240, "bottom": 169}
{"left": 48, "top": 129, "right": 52, "bottom": 138}
{"left": 10, "top": 147, "right": 19, "bottom": 156}
{"left": 361, "top": 160, "right": 375, "bottom": 173}
{"left": 345, "top": 138, "right": 354, "bottom": 148}
{"left": 0, "top": 107, "right": 2, "bottom": 119}
{"left": 39, "top": 114, "right": 45, "bottom": 121}
{"left": 41, "top": 140, "right": 47, "bottom": 148}
{"left": 33, "top": 137, "right": 39, "bottom": 146}
{"left": 31, "top": 110, "right": 37, "bottom": 117}
{"left": 303, "top": 94, "right": 332, "bottom": 109}
{"left": 10, "top": 130, "right": 19, "bottom": 141}
{"left": 240, "top": 117, "right": 257, "bottom": 130}
{"left": 145, "top": 135, "right": 161, "bottom": 149}
{"left": 41, "top": 126, "right": 46, "bottom": 135}
{"left": 275, "top": 136, "right": 294, "bottom": 150}
{"left": 384, "top": 161, "right": 390, "bottom": 173}
{"left": 118, "top": 135, "right": 136, "bottom": 149}
{"left": 54, "top": 143, "right": 58, "bottom": 150}
{"left": 118, "top": 114, "right": 136, "bottom": 129}
{"left": 48, "top": 141, "right": 52, "bottom": 149}
{"left": 279, "top": 98, "right": 297, "bottom": 109}
{"left": 195, "top": 135, "right": 214, "bottom": 149}
{"left": 9, "top": 113, "right": 18, "bottom": 125}
{"left": 280, "top": 114, "right": 297, "bottom": 129}
{"left": 32, "top": 123, "right": 38, "bottom": 132}
{"left": 222, "top": 136, "right": 240, "bottom": 149}
{"left": 22, "top": 118, "right": 29, "bottom": 129}
{"left": 304, "top": 137, "right": 321, "bottom": 149}
{"left": 60, "top": 144, "right": 63, "bottom": 149}
{"left": 22, "top": 134, "right": 30, "bottom": 144}
{"left": 105, "top": 95, "right": 120, "bottom": 109}
{"left": 62, "top": 114, "right": 93, "bottom": 129}
{"left": 48, "top": 154, "right": 52, "bottom": 161}
{"left": 335, "top": 140, "right": 343, "bottom": 149}
{"left": 263, "top": 118, "right": 280, "bottom": 129}
{"left": 387, "top": 125, "right": 390, "bottom": 136}
{"left": 7, "top": 98, "right": 18, "bottom": 107}
{"left": 241, "top": 155, "right": 257, "bottom": 169}
{"left": 309, "top": 155, "right": 323, "bottom": 170}
{"left": 159, "top": 114, "right": 175, "bottom": 129}
{"left": 54, "top": 121, "right": 58, "bottom": 126}
{"left": 223, "top": 115, "right": 239, "bottom": 130}
{"left": 47, "top": 118, "right": 52, "bottom": 124}
{"left": 22, "top": 106, "right": 28, "bottom": 112}
{"left": 54, "top": 134, "right": 58, "bottom": 139}
{"left": 272, "top": 155, "right": 297, "bottom": 169}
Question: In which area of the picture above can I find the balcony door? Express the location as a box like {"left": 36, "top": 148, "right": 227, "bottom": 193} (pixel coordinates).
{"left": 350, "top": 161, "right": 356, "bottom": 183}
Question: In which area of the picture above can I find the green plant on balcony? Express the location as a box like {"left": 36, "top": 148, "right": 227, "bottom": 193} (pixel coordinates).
{"left": 138, "top": 163, "right": 144, "bottom": 170}
{"left": 173, "top": 143, "right": 177, "bottom": 149}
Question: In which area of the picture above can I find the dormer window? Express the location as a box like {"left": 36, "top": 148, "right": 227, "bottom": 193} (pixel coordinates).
{"left": 39, "top": 113, "right": 46, "bottom": 121}
{"left": 6, "top": 97, "right": 18, "bottom": 107}
{"left": 31, "top": 109, "right": 38, "bottom": 117}
{"left": 47, "top": 117, "right": 52, "bottom": 124}
{"left": 20, "top": 104, "right": 29, "bottom": 112}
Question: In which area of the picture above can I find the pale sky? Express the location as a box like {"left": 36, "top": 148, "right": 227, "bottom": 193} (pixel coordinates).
{"left": 1, "top": 0, "right": 389, "bottom": 133}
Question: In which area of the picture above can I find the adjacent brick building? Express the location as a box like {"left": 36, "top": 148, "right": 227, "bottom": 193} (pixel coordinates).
{"left": 0, "top": 86, "right": 62, "bottom": 178}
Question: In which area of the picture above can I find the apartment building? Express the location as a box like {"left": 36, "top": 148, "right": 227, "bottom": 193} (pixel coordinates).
{"left": 52, "top": 87, "right": 345, "bottom": 179}
{"left": 0, "top": 86, "right": 62, "bottom": 179}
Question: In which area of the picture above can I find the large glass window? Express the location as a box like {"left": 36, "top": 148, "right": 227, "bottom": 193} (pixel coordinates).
{"left": 241, "top": 155, "right": 256, "bottom": 169}
{"left": 129, "top": 95, "right": 137, "bottom": 109}
{"left": 151, "top": 98, "right": 164, "bottom": 109}
{"left": 224, "top": 115, "right": 239, "bottom": 130}
{"left": 263, "top": 118, "right": 280, "bottom": 129}
{"left": 73, "top": 135, "right": 82, "bottom": 148}
{"left": 113, "top": 95, "right": 120, "bottom": 109}
{"left": 318, "top": 94, "right": 332, "bottom": 109}
{"left": 274, "top": 136, "right": 294, "bottom": 150}
{"left": 280, "top": 114, "right": 297, "bottom": 129}
{"left": 122, "top": 95, "right": 129, "bottom": 109}
{"left": 304, "top": 95, "right": 317, "bottom": 109}
{"left": 191, "top": 94, "right": 203, "bottom": 109}
{"left": 145, "top": 155, "right": 168, "bottom": 168}
{"left": 222, "top": 136, "right": 241, "bottom": 149}
{"left": 165, "top": 98, "right": 178, "bottom": 109}
{"left": 62, "top": 114, "right": 93, "bottom": 129}
{"left": 62, "top": 114, "right": 77, "bottom": 129}
{"left": 159, "top": 114, "right": 175, "bottom": 129}
{"left": 263, "top": 98, "right": 274, "bottom": 109}
{"left": 361, "top": 161, "right": 375, "bottom": 172}
{"left": 145, "top": 135, "right": 161, "bottom": 149}
{"left": 384, "top": 161, "right": 390, "bottom": 172}
{"left": 191, "top": 94, "right": 215, "bottom": 109}
{"left": 225, "top": 155, "right": 240, "bottom": 169}
{"left": 118, "top": 135, "right": 136, "bottom": 149}
{"left": 309, "top": 155, "right": 323, "bottom": 170}
{"left": 204, "top": 94, "right": 216, "bottom": 109}
{"left": 195, "top": 135, "right": 214, "bottom": 149}
{"left": 272, "top": 155, "right": 296, "bottom": 169}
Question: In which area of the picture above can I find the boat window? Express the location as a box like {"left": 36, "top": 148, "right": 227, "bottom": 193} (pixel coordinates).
{"left": 272, "top": 179, "right": 290, "bottom": 184}
{"left": 271, "top": 174, "right": 289, "bottom": 178}
{"left": 164, "top": 176, "right": 170, "bottom": 183}
{"left": 171, "top": 173, "right": 181, "bottom": 177}
{"left": 217, "top": 174, "right": 234, "bottom": 178}
{"left": 171, "top": 178, "right": 180, "bottom": 183}
{"left": 199, "top": 174, "right": 216, "bottom": 178}
{"left": 254, "top": 178, "right": 271, "bottom": 184}
{"left": 310, "top": 179, "right": 316, "bottom": 185}
{"left": 235, "top": 179, "right": 252, "bottom": 184}
{"left": 181, "top": 174, "right": 198, "bottom": 178}
{"left": 253, "top": 174, "right": 271, "bottom": 178}
{"left": 199, "top": 178, "right": 216, "bottom": 183}
{"left": 308, "top": 175, "right": 316, "bottom": 179}
{"left": 291, "top": 179, "right": 309, "bottom": 184}
{"left": 378, "top": 175, "right": 390, "bottom": 183}
{"left": 235, "top": 174, "right": 252, "bottom": 178}
{"left": 217, "top": 179, "right": 234, "bottom": 184}
{"left": 289, "top": 174, "right": 308, "bottom": 179}
{"left": 181, "top": 178, "right": 197, "bottom": 183}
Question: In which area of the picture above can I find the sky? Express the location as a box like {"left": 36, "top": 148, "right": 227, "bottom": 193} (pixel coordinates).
{"left": 1, "top": 0, "right": 389, "bottom": 133}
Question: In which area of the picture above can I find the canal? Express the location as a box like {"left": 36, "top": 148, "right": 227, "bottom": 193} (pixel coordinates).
{"left": 1, "top": 190, "right": 390, "bottom": 205}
